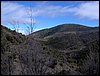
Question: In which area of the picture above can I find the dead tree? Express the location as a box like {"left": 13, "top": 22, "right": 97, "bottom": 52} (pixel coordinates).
{"left": 9, "top": 18, "right": 20, "bottom": 32}
{"left": 24, "top": 4, "right": 35, "bottom": 35}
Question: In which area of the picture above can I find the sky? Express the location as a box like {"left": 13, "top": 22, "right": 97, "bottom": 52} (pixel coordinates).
{"left": 1, "top": 1, "right": 99, "bottom": 35}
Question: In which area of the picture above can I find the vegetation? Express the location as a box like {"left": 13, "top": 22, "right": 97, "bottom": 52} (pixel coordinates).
{"left": 1, "top": 24, "right": 99, "bottom": 75}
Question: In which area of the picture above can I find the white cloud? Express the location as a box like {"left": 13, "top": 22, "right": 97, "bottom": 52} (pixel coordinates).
{"left": 2, "top": 1, "right": 99, "bottom": 23}
{"left": 1, "top": 1, "right": 71, "bottom": 24}
{"left": 31, "top": 1, "right": 99, "bottom": 19}
{"left": 72, "top": 1, "right": 99, "bottom": 20}
{"left": 1, "top": 2, "right": 26, "bottom": 24}
{"left": 17, "top": 28, "right": 26, "bottom": 35}
{"left": 18, "top": 28, "right": 42, "bottom": 35}
{"left": 33, "top": 28, "right": 45, "bottom": 32}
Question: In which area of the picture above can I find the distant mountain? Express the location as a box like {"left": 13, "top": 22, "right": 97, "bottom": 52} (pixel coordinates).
{"left": 31, "top": 24, "right": 98, "bottom": 38}
{"left": 1, "top": 24, "right": 99, "bottom": 75}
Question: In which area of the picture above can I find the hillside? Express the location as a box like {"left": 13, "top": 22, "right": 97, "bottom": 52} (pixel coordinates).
{"left": 1, "top": 25, "right": 26, "bottom": 53}
{"left": 30, "top": 24, "right": 99, "bottom": 50}
{"left": 1, "top": 25, "right": 26, "bottom": 75}
{"left": 1, "top": 24, "right": 99, "bottom": 75}
{"left": 31, "top": 24, "right": 98, "bottom": 38}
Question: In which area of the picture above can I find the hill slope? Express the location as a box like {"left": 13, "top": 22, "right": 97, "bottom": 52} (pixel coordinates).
{"left": 31, "top": 24, "right": 98, "bottom": 38}
{"left": 1, "top": 24, "right": 99, "bottom": 75}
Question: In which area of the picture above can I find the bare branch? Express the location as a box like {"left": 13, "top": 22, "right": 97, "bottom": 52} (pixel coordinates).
{"left": 8, "top": 18, "right": 20, "bottom": 32}
{"left": 25, "top": 4, "right": 35, "bottom": 35}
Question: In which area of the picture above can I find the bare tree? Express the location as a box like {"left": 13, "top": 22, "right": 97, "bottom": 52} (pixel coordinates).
{"left": 8, "top": 4, "right": 35, "bottom": 35}
{"left": 9, "top": 18, "right": 20, "bottom": 32}
{"left": 24, "top": 4, "right": 35, "bottom": 35}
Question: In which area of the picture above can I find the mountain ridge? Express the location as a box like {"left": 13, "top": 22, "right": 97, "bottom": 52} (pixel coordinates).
{"left": 30, "top": 24, "right": 98, "bottom": 38}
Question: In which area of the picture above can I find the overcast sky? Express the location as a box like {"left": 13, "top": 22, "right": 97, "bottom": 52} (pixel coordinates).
{"left": 1, "top": 1, "right": 99, "bottom": 35}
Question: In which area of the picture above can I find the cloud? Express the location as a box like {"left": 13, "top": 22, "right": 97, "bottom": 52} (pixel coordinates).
{"left": 33, "top": 28, "right": 45, "bottom": 32}
{"left": 1, "top": 2, "right": 26, "bottom": 24}
{"left": 1, "top": 1, "right": 99, "bottom": 23}
{"left": 17, "top": 28, "right": 45, "bottom": 35}
{"left": 17, "top": 28, "right": 27, "bottom": 35}
{"left": 71, "top": 1, "right": 99, "bottom": 20}
{"left": 1, "top": 1, "right": 70, "bottom": 27}
{"left": 30, "top": 1, "right": 99, "bottom": 19}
